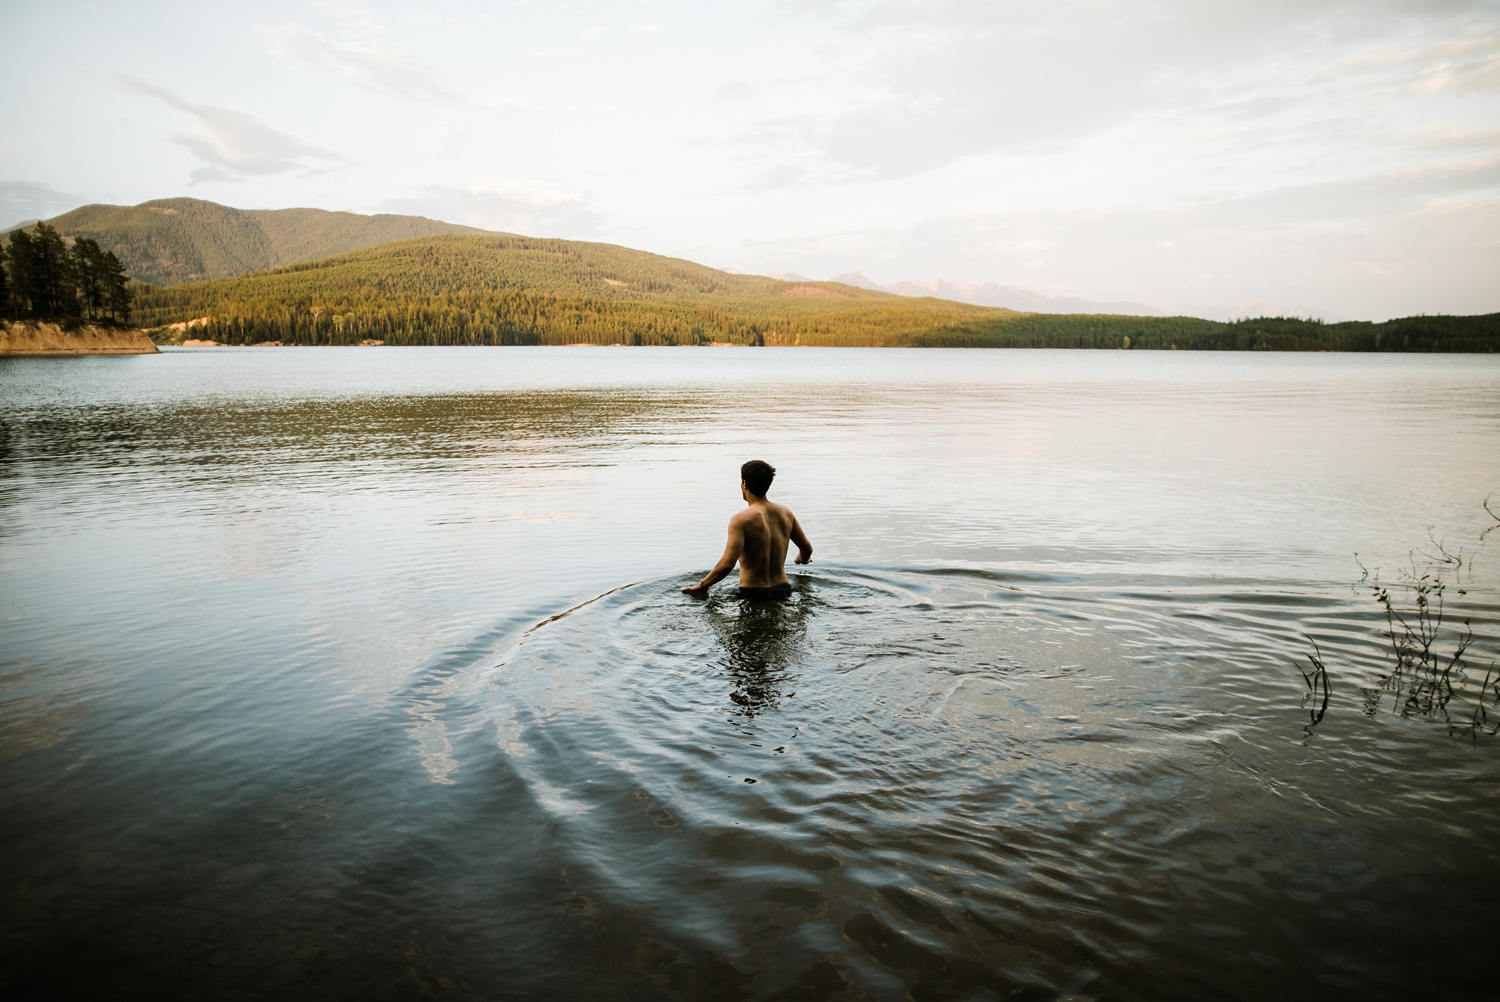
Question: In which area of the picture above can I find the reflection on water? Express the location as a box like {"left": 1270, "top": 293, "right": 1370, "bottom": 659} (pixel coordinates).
{"left": 2, "top": 388, "right": 706, "bottom": 473}
{"left": 2, "top": 348, "right": 1499, "bottom": 1000}
{"left": 704, "top": 580, "right": 816, "bottom": 720}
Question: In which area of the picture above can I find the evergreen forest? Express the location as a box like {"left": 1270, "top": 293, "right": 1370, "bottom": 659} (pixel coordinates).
{"left": 1, "top": 223, "right": 133, "bottom": 324}
{"left": 133, "top": 234, "right": 1500, "bottom": 352}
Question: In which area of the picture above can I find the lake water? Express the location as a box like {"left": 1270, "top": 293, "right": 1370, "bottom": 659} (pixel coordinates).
{"left": 2, "top": 346, "right": 1498, "bottom": 1001}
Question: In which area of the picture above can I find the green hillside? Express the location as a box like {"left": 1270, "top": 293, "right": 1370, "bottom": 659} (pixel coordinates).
{"left": 19, "top": 198, "right": 484, "bottom": 286}
{"left": 134, "top": 233, "right": 1025, "bottom": 346}
{"left": 132, "top": 233, "right": 1500, "bottom": 350}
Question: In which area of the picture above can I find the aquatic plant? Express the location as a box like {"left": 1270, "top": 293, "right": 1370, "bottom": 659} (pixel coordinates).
{"left": 1297, "top": 637, "right": 1331, "bottom": 725}
{"left": 1361, "top": 540, "right": 1481, "bottom": 734}
{"left": 1300, "top": 502, "right": 1500, "bottom": 742}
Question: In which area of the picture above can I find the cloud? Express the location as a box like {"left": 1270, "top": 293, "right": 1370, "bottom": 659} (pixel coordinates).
{"left": 760, "top": 0, "right": 1500, "bottom": 179}
{"left": 0, "top": 180, "right": 87, "bottom": 230}
{"left": 111, "top": 74, "right": 350, "bottom": 183}
{"left": 263, "top": 23, "right": 447, "bottom": 101}
{"left": 743, "top": 157, "right": 1500, "bottom": 319}
{"left": 378, "top": 182, "right": 601, "bottom": 237}
{"left": 717, "top": 82, "right": 755, "bottom": 102}
{"left": 262, "top": 23, "right": 520, "bottom": 112}
{"left": 422, "top": 122, "right": 474, "bottom": 155}
{"left": 404, "top": 8, "right": 458, "bottom": 26}
{"left": 1406, "top": 125, "right": 1500, "bottom": 152}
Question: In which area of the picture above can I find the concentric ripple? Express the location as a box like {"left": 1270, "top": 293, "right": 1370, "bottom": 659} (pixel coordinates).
{"left": 468, "top": 565, "right": 1500, "bottom": 1000}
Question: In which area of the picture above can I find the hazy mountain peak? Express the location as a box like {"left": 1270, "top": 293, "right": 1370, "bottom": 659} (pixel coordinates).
{"left": 829, "top": 271, "right": 882, "bottom": 291}
{"left": 819, "top": 271, "right": 1342, "bottom": 322}
{"left": 29, "top": 197, "right": 487, "bottom": 286}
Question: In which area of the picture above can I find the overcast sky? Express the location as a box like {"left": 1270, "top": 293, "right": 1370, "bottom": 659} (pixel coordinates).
{"left": 2, "top": 0, "right": 1497, "bottom": 319}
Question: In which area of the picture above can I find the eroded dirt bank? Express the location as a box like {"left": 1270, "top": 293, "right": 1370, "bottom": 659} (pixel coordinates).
{"left": 1, "top": 321, "right": 159, "bottom": 355}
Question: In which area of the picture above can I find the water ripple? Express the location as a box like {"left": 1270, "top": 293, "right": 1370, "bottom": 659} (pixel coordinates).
{"left": 443, "top": 564, "right": 1500, "bottom": 999}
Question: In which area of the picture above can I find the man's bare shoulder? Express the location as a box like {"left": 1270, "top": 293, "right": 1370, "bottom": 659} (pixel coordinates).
{"left": 767, "top": 501, "right": 797, "bottom": 522}
{"left": 728, "top": 507, "right": 759, "bottom": 526}
{"left": 734, "top": 503, "right": 795, "bottom": 519}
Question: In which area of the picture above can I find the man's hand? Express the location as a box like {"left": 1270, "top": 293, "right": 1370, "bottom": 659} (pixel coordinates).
{"left": 682, "top": 583, "right": 709, "bottom": 595}
{"left": 789, "top": 519, "right": 813, "bottom": 566}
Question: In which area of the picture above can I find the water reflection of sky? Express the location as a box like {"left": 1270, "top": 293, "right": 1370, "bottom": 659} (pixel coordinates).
{"left": 6, "top": 350, "right": 1499, "bottom": 582}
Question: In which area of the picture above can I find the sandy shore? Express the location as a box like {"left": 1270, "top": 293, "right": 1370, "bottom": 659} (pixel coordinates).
{"left": 1, "top": 321, "right": 160, "bottom": 356}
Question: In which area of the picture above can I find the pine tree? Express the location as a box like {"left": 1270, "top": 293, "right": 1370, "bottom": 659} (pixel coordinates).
{"left": 102, "top": 249, "right": 133, "bottom": 324}
{"left": 6, "top": 229, "right": 34, "bottom": 317}
{"left": 71, "top": 237, "right": 107, "bottom": 320}
{"left": 0, "top": 244, "right": 9, "bottom": 320}
{"left": 26, "top": 223, "right": 75, "bottom": 318}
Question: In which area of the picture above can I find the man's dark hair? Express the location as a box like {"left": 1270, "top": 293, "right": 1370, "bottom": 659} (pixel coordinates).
{"left": 741, "top": 459, "right": 776, "bottom": 497}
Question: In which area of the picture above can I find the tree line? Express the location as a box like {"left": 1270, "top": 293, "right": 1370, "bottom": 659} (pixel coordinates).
{"left": 905, "top": 313, "right": 1500, "bottom": 352}
{"left": 1, "top": 222, "right": 133, "bottom": 324}
{"left": 128, "top": 234, "right": 1499, "bottom": 352}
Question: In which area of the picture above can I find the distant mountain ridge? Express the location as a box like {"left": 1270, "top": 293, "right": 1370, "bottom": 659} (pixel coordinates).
{"left": 12, "top": 198, "right": 486, "bottom": 286}
{"left": 829, "top": 271, "right": 1164, "bottom": 316}
{"left": 825, "top": 271, "right": 1343, "bottom": 323}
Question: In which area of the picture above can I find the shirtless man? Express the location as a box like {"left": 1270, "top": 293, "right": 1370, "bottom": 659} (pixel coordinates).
{"left": 682, "top": 460, "right": 813, "bottom": 599}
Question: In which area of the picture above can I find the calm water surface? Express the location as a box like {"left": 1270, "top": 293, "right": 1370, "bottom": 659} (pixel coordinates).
{"left": 2, "top": 347, "right": 1498, "bottom": 1000}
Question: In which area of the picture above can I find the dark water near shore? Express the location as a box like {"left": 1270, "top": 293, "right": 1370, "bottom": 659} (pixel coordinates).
{"left": 2, "top": 347, "right": 1498, "bottom": 1000}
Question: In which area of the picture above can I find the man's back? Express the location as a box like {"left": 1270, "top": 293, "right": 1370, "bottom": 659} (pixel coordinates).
{"left": 733, "top": 501, "right": 798, "bottom": 588}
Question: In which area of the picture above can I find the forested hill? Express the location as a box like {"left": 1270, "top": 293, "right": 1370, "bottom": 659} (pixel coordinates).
{"left": 133, "top": 233, "right": 1500, "bottom": 351}
{"left": 136, "top": 233, "right": 1005, "bottom": 346}
{"left": 15, "top": 198, "right": 485, "bottom": 286}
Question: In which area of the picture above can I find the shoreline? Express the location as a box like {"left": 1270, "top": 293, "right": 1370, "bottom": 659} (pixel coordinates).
{"left": 1, "top": 320, "right": 159, "bottom": 356}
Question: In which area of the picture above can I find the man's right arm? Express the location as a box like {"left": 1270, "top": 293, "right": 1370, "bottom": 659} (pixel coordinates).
{"left": 684, "top": 518, "right": 746, "bottom": 594}
{"left": 789, "top": 515, "right": 813, "bottom": 565}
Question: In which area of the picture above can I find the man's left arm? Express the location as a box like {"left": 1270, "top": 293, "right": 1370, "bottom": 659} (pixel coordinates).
{"left": 789, "top": 515, "right": 813, "bottom": 565}
{"left": 683, "top": 519, "right": 745, "bottom": 594}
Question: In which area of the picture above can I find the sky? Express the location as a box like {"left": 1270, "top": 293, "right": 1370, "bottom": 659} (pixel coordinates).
{"left": 1, "top": 0, "right": 1497, "bottom": 320}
